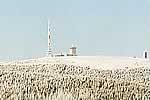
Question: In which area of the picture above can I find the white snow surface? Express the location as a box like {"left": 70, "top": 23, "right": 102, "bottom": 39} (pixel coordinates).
{"left": 5, "top": 56, "right": 150, "bottom": 70}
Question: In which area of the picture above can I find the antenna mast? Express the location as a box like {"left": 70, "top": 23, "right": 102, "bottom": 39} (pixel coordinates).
{"left": 48, "top": 20, "right": 52, "bottom": 56}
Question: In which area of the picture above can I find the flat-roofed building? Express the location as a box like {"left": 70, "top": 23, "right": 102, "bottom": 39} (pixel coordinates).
{"left": 67, "top": 46, "right": 77, "bottom": 56}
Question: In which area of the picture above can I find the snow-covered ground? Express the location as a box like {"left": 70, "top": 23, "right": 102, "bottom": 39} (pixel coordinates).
{"left": 6, "top": 56, "right": 150, "bottom": 70}
{"left": 1, "top": 56, "right": 150, "bottom": 99}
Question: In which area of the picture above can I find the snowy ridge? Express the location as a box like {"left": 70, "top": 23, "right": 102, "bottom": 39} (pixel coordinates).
{"left": 6, "top": 56, "right": 150, "bottom": 70}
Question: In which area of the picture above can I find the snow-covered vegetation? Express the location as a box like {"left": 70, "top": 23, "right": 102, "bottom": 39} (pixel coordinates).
{"left": 0, "top": 56, "right": 150, "bottom": 100}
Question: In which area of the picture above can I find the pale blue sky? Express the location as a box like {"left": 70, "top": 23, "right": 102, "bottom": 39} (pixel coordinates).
{"left": 0, "top": 0, "right": 150, "bottom": 61}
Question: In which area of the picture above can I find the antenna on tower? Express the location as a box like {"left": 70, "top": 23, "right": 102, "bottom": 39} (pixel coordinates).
{"left": 48, "top": 19, "right": 52, "bottom": 57}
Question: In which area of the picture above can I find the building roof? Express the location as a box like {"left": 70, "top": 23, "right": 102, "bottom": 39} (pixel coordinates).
{"left": 70, "top": 47, "right": 77, "bottom": 49}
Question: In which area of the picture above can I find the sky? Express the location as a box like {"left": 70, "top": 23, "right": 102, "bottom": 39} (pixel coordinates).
{"left": 0, "top": 0, "right": 150, "bottom": 61}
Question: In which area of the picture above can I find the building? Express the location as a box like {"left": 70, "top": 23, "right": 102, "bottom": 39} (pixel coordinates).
{"left": 54, "top": 53, "right": 65, "bottom": 57}
{"left": 67, "top": 46, "right": 77, "bottom": 56}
